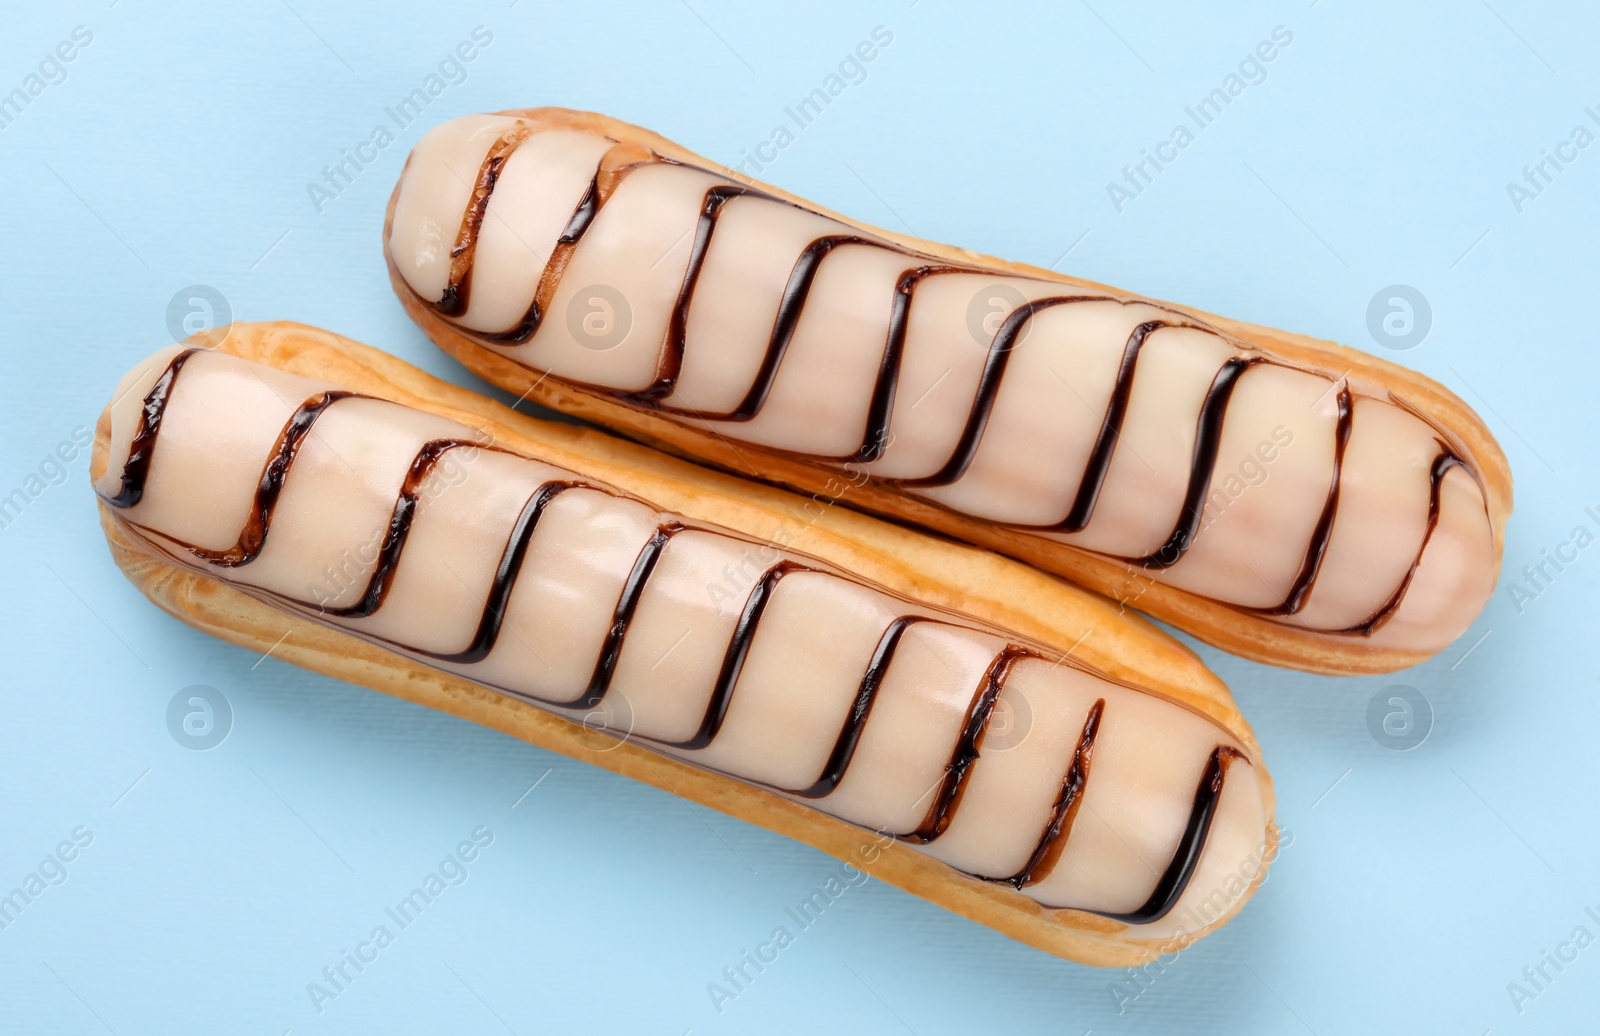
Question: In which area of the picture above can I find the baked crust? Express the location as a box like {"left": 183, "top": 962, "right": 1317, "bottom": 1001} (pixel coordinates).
{"left": 93, "top": 321, "right": 1275, "bottom": 967}
{"left": 387, "top": 106, "right": 1512, "bottom": 676}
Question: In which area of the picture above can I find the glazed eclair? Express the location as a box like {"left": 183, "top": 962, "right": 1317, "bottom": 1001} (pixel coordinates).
{"left": 383, "top": 108, "right": 1512, "bottom": 675}
{"left": 92, "top": 322, "right": 1276, "bottom": 966}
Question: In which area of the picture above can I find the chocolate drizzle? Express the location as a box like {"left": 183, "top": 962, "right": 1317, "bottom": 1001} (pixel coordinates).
{"left": 1334, "top": 447, "right": 1468, "bottom": 635}
{"left": 412, "top": 129, "right": 1490, "bottom": 636}
{"left": 107, "top": 362, "right": 365, "bottom": 569}
{"left": 562, "top": 174, "right": 602, "bottom": 241}
{"left": 1056, "top": 321, "right": 1198, "bottom": 533}
{"left": 427, "top": 479, "right": 587, "bottom": 665}
{"left": 581, "top": 521, "right": 685, "bottom": 709}
{"left": 664, "top": 559, "right": 809, "bottom": 749}
{"left": 905, "top": 646, "right": 1029, "bottom": 843}
{"left": 324, "top": 437, "right": 484, "bottom": 618}
{"left": 473, "top": 175, "right": 604, "bottom": 345}
{"left": 448, "top": 141, "right": 653, "bottom": 343}
{"left": 221, "top": 391, "right": 362, "bottom": 568}
{"left": 1133, "top": 357, "right": 1260, "bottom": 571}
{"left": 104, "top": 347, "right": 202, "bottom": 508}
{"left": 855, "top": 266, "right": 964, "bottom": 462}
{"left": 103, "top": 347, "right": 1249, "bottom": 925}
{"left": 998, "top": 698, "right": 1104, "bottom": 889}
{"left": 728, "top": 234, "right": 875, "bottom": 419}
{"left": 626, "top": 184, "right": 764, "bottom": 402}
{"left": 1095, "top": 746, "right": 1242, "bottom": 924}
{"left": 795, "top": 616, "right": 923, "bottom": 799}
{"left": 900, "top": 298, "right": 1099, "bottom": 489}
{"left": 435, "top": 131, "right": 527, "bottom": 318}
{"left": 1268, "top": 384, "right": 1353, "bottom": 616}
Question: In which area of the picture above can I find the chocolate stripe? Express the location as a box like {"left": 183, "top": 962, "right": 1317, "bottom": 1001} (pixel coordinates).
{"left": 626, "top": 184, "right": 767, "bottom": 401}
{"left": 190, "top": 390, "right": 363, "bottom": 569}
{"left": 561, "top": 173, "right": 603, "bottom": 242}
{"left": 898, "top": 297, "right": 1106, "bottom": 489}
{"left": 903, "top": 646, "right": 1029, "bottom": 843}
{"left": 435, "top": 131, "right": 528, "bottom": 318}
{"left": 999, "top": 698, "right": 1105, "bottom": 889}
{"left": 475, "top": 173, "right": 603, "bottom": 344}
{"left": 1091, "top": 746, "right": 1243, "bottom": 925}
{"left": 793, "top": 616, "right": 923, "bottom": 799}
{"left": 478, "top": 142, "right": 650, "bottom": 344}
{"left": 1132, "top": 357, "right": 1259, "bottom": 571}
{"left": 426, "top": 479, "right": 586, "bottom": 664}
{"left": 322, "top": 437, "right": 484, "bottom": 618}
{"left": 579, "top": 521, "right": 685, "bottom": 708}
{"left": 634, "top": 228, "right": 875, "bottom": 417}
{"left": 641, "top": 219, "right": 957, "bottom": 453}
{"left": 1054, "top": 321, "right": 1200, "bottom": 532}
{"left": 726, "top": 234, "right": 872, "bottom": 419}
{"left": 1266, "top": 383, "right": 1353, "bottom": 616}
{"left": 854, "top": 266, "right": 966, "bottom": 462}
{"left": 104, "top": 347, "right": 202, "bottom": 508}
{"left": 1334, "top": 447, "right": 1467, "bottom": 635}
{"left": 663, "top": 560, "right": 809, "bottom": 750}
{"left": 99, "top": 357, "right": 672, "bottom": 689}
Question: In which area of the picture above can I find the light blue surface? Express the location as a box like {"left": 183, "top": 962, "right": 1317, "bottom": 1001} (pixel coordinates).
{"left": 2, "top": 1, "right": 1595, "bottom": 1032}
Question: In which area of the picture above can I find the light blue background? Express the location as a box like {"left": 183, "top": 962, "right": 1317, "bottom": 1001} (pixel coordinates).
{"left": 2, "top": 1, "right": 1595, "bottom": 1032}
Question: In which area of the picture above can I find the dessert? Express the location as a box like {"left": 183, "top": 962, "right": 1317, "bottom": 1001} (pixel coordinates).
{"left": 384, "top": 108, "right": 1512, "bottom": 674}
{"left": 92, "top": 322, "right": 1276, "bottom": 965}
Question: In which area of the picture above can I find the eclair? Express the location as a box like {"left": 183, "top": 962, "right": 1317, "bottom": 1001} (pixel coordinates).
{"left": 383, "top": 107, "right": 1513, "bottom": 675}
{"left": 92, "top": 321, "right": 1276, "bottom": 966}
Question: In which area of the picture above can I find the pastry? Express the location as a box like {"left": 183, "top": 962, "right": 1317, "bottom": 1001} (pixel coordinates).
{"left": 92, "top": 321, "right": 1276, "bottom": 966}
{"left": 383, "top": 108, "right": 1512, "bottom": 675}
